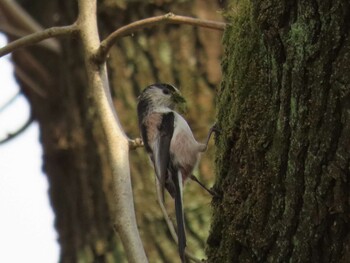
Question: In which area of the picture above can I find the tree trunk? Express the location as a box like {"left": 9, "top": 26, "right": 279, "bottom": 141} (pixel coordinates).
{"left": 4, "top": 0, "right": 224, "bottom": 262}
{"left": 207, "top": 0, "right": 350, "bottom": 262}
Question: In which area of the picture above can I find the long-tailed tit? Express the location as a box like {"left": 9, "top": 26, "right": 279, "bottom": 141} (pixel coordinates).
{"left": 137, "top": 83, "right": 216, "bottom": 262}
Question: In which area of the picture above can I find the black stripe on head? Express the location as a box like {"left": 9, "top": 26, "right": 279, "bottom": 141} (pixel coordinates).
{"left": 144, "top": 83, "right": 177, "bottom": 95}
{"left": 157, "top": 83, "right": 177, "bottom": 94}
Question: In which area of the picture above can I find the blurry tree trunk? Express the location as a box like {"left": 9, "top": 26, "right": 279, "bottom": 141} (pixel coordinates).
{"left": 6, "top": 0, "right": 224, "bottom": 262}
{"left": 207, "top": 0, "right": 350, "bottom": 262}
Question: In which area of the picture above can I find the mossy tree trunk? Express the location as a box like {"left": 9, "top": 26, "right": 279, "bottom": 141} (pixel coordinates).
{"left": 207, "top": 0, "right": 350, "bottom": 262}
{"left": 4, "top": 0, "right": 224, "bottom": 262}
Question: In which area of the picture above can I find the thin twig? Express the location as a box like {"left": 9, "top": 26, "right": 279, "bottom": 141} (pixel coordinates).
{"left": 155, "top": 180, "right": 203, "bottom": 263}
{"left": 0, "top": 0, "right": 60, "bottom": 52}
{"left": 0, "top": 23, "right": 61, "bottom": 52}
{"left": 94, "top": 12, "right": 226, "bottom": 63}
{"left": 0, "top": 114, "right": 34, "bottom": 145}
{"left": 0, "top": 0, "right": 45, "bottom": 34}
{"left": 0, "top": 24, "right": 78, "bottom": 58}
{"left": 0, "top": 91, "right": 20, "bottom": 113}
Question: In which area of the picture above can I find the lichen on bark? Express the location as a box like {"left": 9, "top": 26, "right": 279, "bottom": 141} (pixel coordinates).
{"left": 207, "top": 0, "right": 350, "bottom": 262}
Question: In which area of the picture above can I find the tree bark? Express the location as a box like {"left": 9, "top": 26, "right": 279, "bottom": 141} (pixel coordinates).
{"left": 3, "top": 0, "right": 224, "bottom": 262}
{"left": 207, "top": 0, "right": 350, "bottom": 262}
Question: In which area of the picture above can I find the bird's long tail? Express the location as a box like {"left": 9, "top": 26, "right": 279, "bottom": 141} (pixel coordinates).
{"left": 173, "top": 170, "right": 186, "bottom": 262}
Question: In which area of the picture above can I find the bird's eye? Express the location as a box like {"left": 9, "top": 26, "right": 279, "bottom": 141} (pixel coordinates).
{"left": 163, "top": 88, "right": 170, "bottom": 95}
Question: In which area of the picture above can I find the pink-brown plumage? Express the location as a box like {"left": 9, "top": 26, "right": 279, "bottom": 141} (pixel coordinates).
{"left": 137, "top": 84, "right": 216, "bottom": 263}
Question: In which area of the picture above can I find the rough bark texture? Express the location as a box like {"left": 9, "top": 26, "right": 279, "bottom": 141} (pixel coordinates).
{"left": 4, "top": 0, "right": 224, "bottom": 262}
{"left": 207, "top": 0, "right": 350, "bottom": 262}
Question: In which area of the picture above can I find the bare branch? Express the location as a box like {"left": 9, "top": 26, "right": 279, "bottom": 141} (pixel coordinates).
{"left": 0, "top": 23, "right": 63, "bottom": 52}
{"left": 0, "top": 91, "right": 20, "bottom": 113}
{"left": 0, "top": 0, "right": 60, "bottom": 52}
{"left": 0, "top": 24, "right": 78, "bottom": 58}
{"left": 77, "top": 0, "right": 148, "bottom": 262}
{"left": 0, "top": 114, "right": 33, "bottom": 145}
{"left": 0, "top": 0, "right": 45, "bottom": 34}
{"left": 94, "top": 12, "right": 226, "bottom": 63}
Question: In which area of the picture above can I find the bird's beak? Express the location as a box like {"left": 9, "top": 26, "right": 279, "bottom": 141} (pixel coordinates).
{"left": 172, "top": 92, "right": 186, "bottom": 104}
{"left": 172, "top": 92, "right": 187, "bottom": 114}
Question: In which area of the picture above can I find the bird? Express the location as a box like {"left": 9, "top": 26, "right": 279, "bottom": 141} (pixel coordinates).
{"left": 137, "top": 83, "right": 217, "bottom": 262}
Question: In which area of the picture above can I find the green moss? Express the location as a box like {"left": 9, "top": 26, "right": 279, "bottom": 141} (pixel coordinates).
{"left": 208, "top": 0, "right": 276, "bottom": 261}
{"left": 217, "top": 0, "right": 257, "bottom": 129}
{"left": 287, "top": 22, "right": 308, "bottom": 58}
{"left": 290, "top": 96, "right": 297, "bottom": 119}
{"left": 210, "top": 0, "right": 350, "bottom": 261}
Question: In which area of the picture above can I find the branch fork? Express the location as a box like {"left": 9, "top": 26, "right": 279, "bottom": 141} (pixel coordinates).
{"left": 93, "top": 12, "right": 225, "bottom": 63}
{"left": 0, "top": 4, "right": 226, "bottom": 262}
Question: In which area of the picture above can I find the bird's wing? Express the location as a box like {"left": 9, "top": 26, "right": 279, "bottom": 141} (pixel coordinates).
{"left": 156, "top": 112, "right": 187, "bottom": 261}
{"left": 158, "top": 113, "right": 186, "bottom": 261}
{"left": 155, "top": 111, "right": 175, "bottom": 200}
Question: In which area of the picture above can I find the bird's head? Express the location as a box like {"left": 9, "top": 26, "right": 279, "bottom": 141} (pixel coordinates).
{"left": 138, "top": 83, "right": 186, "bottom": 111}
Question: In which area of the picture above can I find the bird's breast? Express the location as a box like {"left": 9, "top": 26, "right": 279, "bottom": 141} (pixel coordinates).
{"left": 170, "top": 118, "right": 201, "bottom": 177}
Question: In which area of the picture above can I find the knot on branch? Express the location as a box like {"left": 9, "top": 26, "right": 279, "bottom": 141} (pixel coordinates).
{"left": 129, "top": 138, "right": 144, "bottom": 150}
{"left": 164, "top": 12, "right": 175, "bottom": 19}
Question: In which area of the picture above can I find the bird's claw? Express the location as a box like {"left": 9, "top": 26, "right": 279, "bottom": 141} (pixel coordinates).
{"left": 210, "top": 190, "right": 219, "bottom": 198}
{"left": 210, "top": 122, "right": 221, "bottom": 135}
{"left": 209, "top": 188, "right": 222, "bottom": 199}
